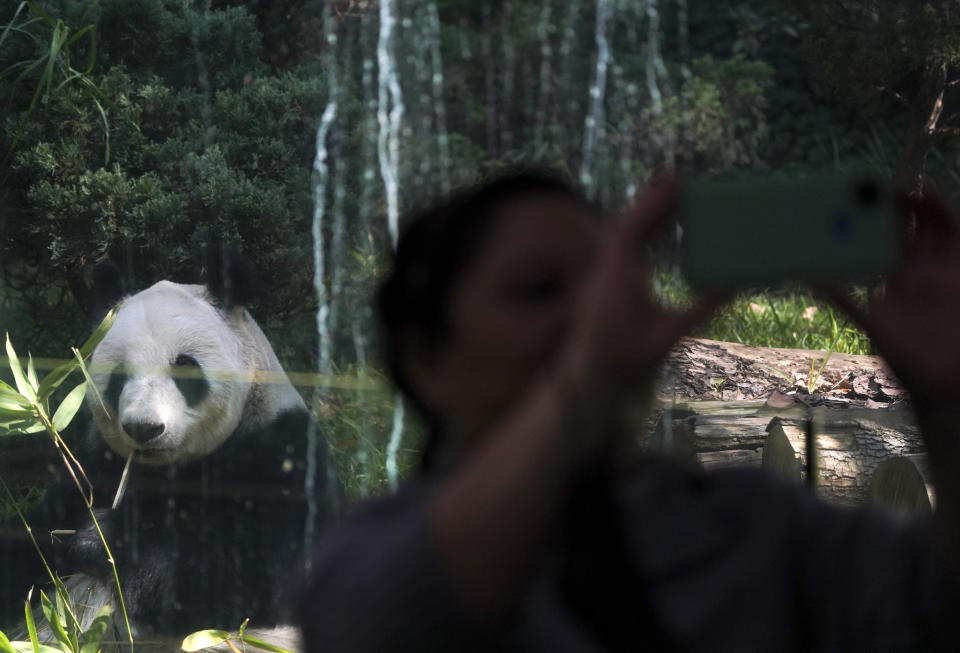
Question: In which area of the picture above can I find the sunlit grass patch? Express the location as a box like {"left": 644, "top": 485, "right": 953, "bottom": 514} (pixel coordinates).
{"left": 654, "top": 270, "right": 873, "bottom": 355}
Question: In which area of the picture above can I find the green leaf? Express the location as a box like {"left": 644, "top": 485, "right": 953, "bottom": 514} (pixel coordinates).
{"left": 51, "top": 383, "right": 86, "bottom": 433}
{"left": 36, "top": 360, "right": 79, "bottom": 404}
{"left": 82, "top": 25, "right": 96, "bottom": 75}
{"left": 0, "top": 3, "right": 31, "bottom": 52}
{"left": 5, "top": 335, "right": 36, "bottom": 401}
{"left": 0, "top": 384, "right": 32, "bottom": 411}
{"left": 50, "top": 578, "right": 79, "bottom": 636}
{"left": 26, "top": 356, "right": 38, "bottom": 393}
{"left": 0, "top": 404, "right": 37, "bottom": 419}
{"left": 8, "top": 643, "right": 61, "bottom": 653}
{"left": 238, "top": 634, "right": 296, "bottom": 653}
{"left": 25, "top": 2, "right": 55, "bottom": 28}
{"left": 78, "top": 605, "right": 110, "bottom": 653}
{"left": 237, "top": 619, "right": 249, "bottom": 638}
{"left": 38, "top": 593, "right": 70, "bottom": 651}
{"left": 72, "top": 352, "right": 108, "bottom": 418}
{"left": 0, "top": 630, "right": 16, "bottom": 653}
{"left": 181, "top": 630, "right": 232, "bottom": 651}
{"left": 0, "top": 418, "right": 45, "bottom": 436}
{"left": 77, "top": 305, "right": 118, "bottom": 361}
{"left": 52, "top": 588, "right": 77, "bottom": 651}
{"left": 23, "top": 597, "right": 39, "bottom": 653}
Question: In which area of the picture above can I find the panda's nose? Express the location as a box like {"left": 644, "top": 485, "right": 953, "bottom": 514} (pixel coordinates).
{"left": 122, "top": 421, "right": 165, "bottom": 443}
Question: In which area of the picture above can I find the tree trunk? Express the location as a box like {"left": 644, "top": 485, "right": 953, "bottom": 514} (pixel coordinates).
{"left": 892, "top": 61, "right": 947, "bottom": 199}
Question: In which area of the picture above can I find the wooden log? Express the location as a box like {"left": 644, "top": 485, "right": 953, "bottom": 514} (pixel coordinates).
{"left": 648, "top": 400, "right": 929, "bottom": 513}
{"left": 870, "top": 455, "right": 934, "bottom": 515}
{"left": 696, "top": 449, "right": 762, "bottom": 471}
{"left": 658, "top": 337, "right": 903, "bottom": 406}
{"left": 648, "top": 399, "right": 806, "bottom": 463}
{"left": 756, "top": 409, "right": 926, "bottom": 508}
{"left": 761, "top": 418, "right": 802, "bottom": 485}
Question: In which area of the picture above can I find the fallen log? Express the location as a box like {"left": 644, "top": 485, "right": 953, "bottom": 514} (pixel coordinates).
{"left": 647, "top": 400, "right": 928, "bottom": 511}
{"left": 870, "top": 455, "right": 934, "bottom": 515}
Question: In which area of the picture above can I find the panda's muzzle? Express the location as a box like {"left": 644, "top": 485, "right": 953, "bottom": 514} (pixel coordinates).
{"left": 122, "top": 420, "right": 166, "bottom": 444}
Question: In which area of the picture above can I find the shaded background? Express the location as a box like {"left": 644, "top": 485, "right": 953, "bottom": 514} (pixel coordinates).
{"left": 2, "top": 0, "right": 960, "bottom": 496}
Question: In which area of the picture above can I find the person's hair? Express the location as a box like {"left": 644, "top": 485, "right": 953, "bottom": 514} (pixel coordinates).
{"left": 376, "top": 169, "right": 594, "bottom": 471}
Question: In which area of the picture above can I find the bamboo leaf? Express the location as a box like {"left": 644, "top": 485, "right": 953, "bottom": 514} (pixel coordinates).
{"left": 52, "top": 591, "right": 72, "bottom": 645}
{"left": 25, "top": 2, "right": 54, "bottom": 27}
{"left": 5, "top": 335, "right": 35, "bottom": 401}
{"left": 51, "top": 382, "right": 86, "bottom": 433}
{"left": 0, "top": 379, "right": 31, "bottom": 403}
{"left": 50, "top": 577, "right": 79, "bottom": 633}
{"left": 8, "top": 643, "right": 61, "bottom": 653}
{"left": 72, "top": 351, "right": 108, "bottom": 418}
{"left": 0, "top": 400, "right": 35, "bottom": 417}
{"left": 77, "top": 305, "right": 118, "bottom": 360}
{"left": 239, "top": 634, "right": 296, "bottom": 653}
{"left": 38, "top": 592, "right": 70, "bottom": 651}
{"left": 78, "top": 604, "right": 110, "bottom": 653}
{"left": 63, "top": 23, "right": 91, "bottom": 48}
{"left": 181, "top": 630, "right": 231, "bottom": 651}
{"left": 26, "top": 355, "right": 38, "bottom": 393}
{"left": 35, "top": 359, "right": 78, "bottom": 403}
{"left": 23, "top": 596, "right": 38, "bottom": 653}
{"left": 83, "top": 25, "right": 95, "bottom": 75}
{"left": 0, "top": 418, "right": 45, "bottom": 436}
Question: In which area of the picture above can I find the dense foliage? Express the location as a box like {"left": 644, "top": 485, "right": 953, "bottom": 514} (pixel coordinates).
{"left": 2, "top": 0, "right": 958, "bottom": 371}
{"left": 0, "top": 0, "right": 335, "bottom": 360}
{"left": 0, "top": 0, "right": 784, "bottom": 362}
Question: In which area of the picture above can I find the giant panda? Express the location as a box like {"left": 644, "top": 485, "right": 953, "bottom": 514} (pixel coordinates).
{"left": 1, "top": 254, "right": 341, "bottom": 650}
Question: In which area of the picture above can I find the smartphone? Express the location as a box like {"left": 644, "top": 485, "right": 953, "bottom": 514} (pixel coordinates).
{"left": 676, "top": 171, "right": 901, "bottom": 291}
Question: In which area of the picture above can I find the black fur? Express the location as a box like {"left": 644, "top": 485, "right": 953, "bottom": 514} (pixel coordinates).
{"left": 2, "top": 259, "right": 340, "bottom": 637}
{"left": 89, "top": 259, "right": 127, "bottom": 320}
{"left": 89, "top": 246, "right": 262, "bottom": 320}
{"left": 172, "top": 354, "right": 209, "bottom": 407}
{"left": 1, "top": 408, "right": 340, "bottom": 636}
{"left": 197, "top": 245, "right": 262, "bottom": 309}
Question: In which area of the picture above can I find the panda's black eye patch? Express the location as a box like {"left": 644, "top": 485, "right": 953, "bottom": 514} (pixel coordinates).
{"left": 173, "top": 354, "right": 209, "bottom": 407}
{"left": 105, "top": 366, "right": 128, "bottom": 410}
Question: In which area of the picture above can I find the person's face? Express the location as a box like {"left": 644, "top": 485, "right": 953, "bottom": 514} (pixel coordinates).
{"left": 408, "top": 193, "right": 601, "bottom": 454}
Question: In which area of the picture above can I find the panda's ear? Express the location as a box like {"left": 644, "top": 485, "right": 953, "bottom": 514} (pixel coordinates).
{"left": 199, "top": 245, "right": 262, "bottom": 309}
{"left": 89, "top": 259, "right": 126, "bottom": 319}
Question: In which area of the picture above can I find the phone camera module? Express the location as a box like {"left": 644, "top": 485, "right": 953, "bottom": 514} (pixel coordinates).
{"left": 832, "top": 211, "right": 853, "bottom": 238}
{"left": 855, "top": 178, "right": 880, "bottom": 207}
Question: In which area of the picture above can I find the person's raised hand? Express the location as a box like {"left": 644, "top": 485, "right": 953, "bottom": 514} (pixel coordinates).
{"left": 559, "top": 176, "right": 728, "bottom": 454}
{"left": 818, "top": 191, "right": 960, "bottom": 410}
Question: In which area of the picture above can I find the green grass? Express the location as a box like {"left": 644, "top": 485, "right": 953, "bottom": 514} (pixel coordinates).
{"left": 306, "top": 364, "right": 426, "bottom": 502}
{"left": 654, "top": 270, "right": 873, "bottom": 355}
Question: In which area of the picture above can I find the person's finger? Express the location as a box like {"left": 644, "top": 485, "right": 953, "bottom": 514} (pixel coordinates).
{"left": 811, "top": 284, "right": 873, "bottom": 335}
{"left": 644, "top": 291, "right": 731, "bottom": 353}
{"left": 900, "top": 190, "right": 959, "bottom": 257}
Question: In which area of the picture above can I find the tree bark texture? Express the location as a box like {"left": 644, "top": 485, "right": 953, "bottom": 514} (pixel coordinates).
{"left": 646, "top": 338, "right": 929, "bottom": 514}
{"left": 892, "top": 61, "right": 947, "bottom": 200}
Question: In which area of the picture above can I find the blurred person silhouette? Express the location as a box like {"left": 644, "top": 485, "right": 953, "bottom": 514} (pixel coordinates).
{"left": 299, "top": 171, "right": 960, "bottom": 651}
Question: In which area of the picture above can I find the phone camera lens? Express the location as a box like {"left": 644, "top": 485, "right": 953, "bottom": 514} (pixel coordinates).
{"left": 855, "top": 178, "right": 879, "bottom": 207}
{"left": 833, "top": 211, "right": 852, "bottom": 237}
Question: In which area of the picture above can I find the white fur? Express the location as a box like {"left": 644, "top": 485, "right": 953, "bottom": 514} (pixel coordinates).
{"left": 23, "top": 279, "right": 316, "bottom": 651}
{"left": 87, "top": 281, "right": 304, "bottom": 465}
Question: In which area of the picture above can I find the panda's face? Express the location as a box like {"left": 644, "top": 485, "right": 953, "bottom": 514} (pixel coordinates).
{"left": 88, "top": 281, "right": 252, "bottom": 465}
